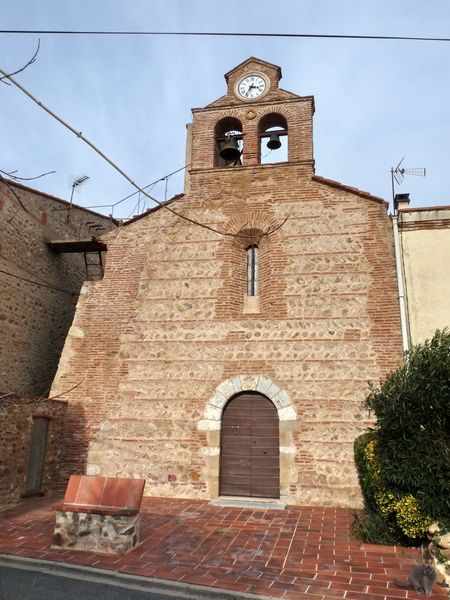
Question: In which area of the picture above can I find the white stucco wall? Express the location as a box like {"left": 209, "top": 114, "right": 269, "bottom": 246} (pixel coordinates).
{"left": 400, "top": 209, "right": 450, "bottom": 345}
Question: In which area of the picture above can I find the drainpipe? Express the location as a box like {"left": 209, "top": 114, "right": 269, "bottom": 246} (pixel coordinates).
{"left": 392, "top": 196, "right": 410, "bottom": 353}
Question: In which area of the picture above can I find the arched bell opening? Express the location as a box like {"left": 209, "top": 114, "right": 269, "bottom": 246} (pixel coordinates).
{"left": 258, "top": 113, "right": 288, "bottom": 165}
{"left": 214, "top": 117, "right": 244, "bottom": 168}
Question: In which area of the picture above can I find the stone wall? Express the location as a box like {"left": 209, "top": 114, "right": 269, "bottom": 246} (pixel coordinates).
{"left": 0, "top": 179, "right": 116, "bottom": 396}
{"left": 51, "top": 165, "right": 403, "bottom": 508}
{"left": 52, "top": 511, "right": 141, "bottom": 554}
{"left": 49, "top": 59, "right": 403, "bottom": 508}
{"left": 0, "top": 395, "right": 67, "bottom": 509}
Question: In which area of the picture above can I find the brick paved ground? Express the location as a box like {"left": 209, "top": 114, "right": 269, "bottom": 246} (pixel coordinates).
{"left": 0, "top": 496, "right": 447, "bottom": 599}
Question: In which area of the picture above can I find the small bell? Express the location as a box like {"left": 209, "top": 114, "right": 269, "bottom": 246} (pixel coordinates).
{"left": 219, "top": 136, "right": 241, "bottom": 162}
{"left": 267, "top": 133, "right": 282, "bottom": 150}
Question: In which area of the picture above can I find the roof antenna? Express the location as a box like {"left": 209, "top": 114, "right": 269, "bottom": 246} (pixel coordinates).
{"left": 68, "top": 175, "right": 89, "bottom": 221}
{"left": 391, "top": 158, "right": 426, "bottom": 212}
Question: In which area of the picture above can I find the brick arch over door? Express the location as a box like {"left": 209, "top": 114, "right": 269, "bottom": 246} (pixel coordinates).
{"left": 198, "top": 374, "right": 298, "bottom": 504}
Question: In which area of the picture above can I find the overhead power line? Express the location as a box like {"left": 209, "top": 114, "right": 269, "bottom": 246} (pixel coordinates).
{"left": 0, "top": 63, "right": 285, "bottom": 239}
{"left": 86, "top": 164, "right": 189, "bottom": 211}
{"left": 0, "top": 268, "right": 78, "bottom": 296}
{"left": 0, "top": 30, "right": 449, "bottom": 42}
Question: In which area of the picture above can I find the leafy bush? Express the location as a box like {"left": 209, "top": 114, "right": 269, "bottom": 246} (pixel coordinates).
{"left": 354, "top": 432, "right": 433, "bottom": 543}
{"left": 354, "top": 431, "right": 379, "bottom": 512}
{"left": 354, "top": 329, "right": 450, "bottom": 543}
{"left": 351, "top": 510, "right": 399, "bottom": 545}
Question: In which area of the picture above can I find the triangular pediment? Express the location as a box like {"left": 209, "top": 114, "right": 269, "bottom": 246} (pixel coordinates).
{"left": 224, "top": 57, "right": 282, "bottom": 83}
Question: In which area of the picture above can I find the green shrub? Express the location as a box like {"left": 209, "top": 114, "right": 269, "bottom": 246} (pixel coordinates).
{"left": 351, "top": 510, "right": 399, "bottom": 545}
{"left": 354, "top": 431, "right": 378, "bottom": 512}
{"left": 354, "top": 432, "right": 433, "bottom": 543}
{"left": 354, "top": 329, "right": 450, "bottom": 544}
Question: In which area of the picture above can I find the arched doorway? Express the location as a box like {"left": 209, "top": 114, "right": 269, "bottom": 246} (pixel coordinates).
{"left": 220, "top": 392, "right": 280, "bottom": 498}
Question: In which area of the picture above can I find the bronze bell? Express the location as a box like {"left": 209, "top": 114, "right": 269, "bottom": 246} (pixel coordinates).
{"left": 267, "top": 133, "right": 282, "bottom": 150}
{"left": 219, "top": 137, "right": 241, "bottom": 161}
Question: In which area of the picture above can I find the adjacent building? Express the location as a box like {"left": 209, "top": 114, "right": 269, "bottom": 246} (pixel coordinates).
{"left": 0, "top": 178, "right": 116, "bottom": 396}
{"left": 395, "top": 195, "right": 450, "bottom": 346}
{"left": 0, "top": 179, "right": 116, "bottom": 507}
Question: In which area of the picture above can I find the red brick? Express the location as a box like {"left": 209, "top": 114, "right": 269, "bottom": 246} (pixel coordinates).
{"left": 48, "top": 58, "right": 403, "bottom": 509}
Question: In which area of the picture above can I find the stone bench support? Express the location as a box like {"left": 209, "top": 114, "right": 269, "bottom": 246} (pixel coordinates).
{"left": 52, "top": 475, "right": 145, "bottom": 555}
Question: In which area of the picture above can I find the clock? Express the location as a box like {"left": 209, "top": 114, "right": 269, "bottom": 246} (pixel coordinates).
{"left": 235, "top": 73, "right": 269, "bottom": 101}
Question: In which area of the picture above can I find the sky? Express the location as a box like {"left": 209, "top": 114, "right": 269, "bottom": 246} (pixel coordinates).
{"left": 1, "top": 1, "right": 449, "bottom": 219}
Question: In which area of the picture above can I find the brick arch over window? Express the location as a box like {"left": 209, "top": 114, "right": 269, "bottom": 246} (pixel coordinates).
{"left": 215, "top": 211, "right": 287, "bottom": 319}
{"left": 198, "top": 374, "right": 298, "bottom": 504}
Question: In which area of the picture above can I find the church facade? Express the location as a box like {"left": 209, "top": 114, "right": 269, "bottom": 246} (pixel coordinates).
{"left": 51, "top": 58, "right": 403, "bottom": 507}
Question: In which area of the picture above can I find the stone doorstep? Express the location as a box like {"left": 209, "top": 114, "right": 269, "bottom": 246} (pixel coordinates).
{"left": 209, "top": 497, "right": 287, "bottom": 510}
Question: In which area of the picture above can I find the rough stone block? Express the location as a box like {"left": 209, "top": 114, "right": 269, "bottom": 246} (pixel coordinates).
{"left": 278, "top": 406, "right": 297, "bottom": 421}
{"left": 52, "top": 511, "right": 141, "bottom": 554}
{"left": 271, "top": 390, "right": 291, "bottom": 409}
{"left": 230, "top": 376, "right": 242, "bottom": 393}
{"left": 209, "top": 391, "right": 227, "bottom": 409}
{"left": 256, "top": 375, "right": 274, "bottom": 395}
{"left": 215, "top": 379, "right": 237, "bottom": 401}
{"left": 203, "top": 404, "right": 222, "bottom": 421}
{"left": 86, "top": 464, "right": 101, "bottom": 476}
{"left": 197, "top": 419, "right": 221, "bottom": 431}
{"left": 240, "top": 374, "right": 259, "bottom": 391}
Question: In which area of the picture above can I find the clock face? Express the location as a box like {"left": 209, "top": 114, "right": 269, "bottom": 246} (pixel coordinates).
{"left": 236, "top": 73, "right": 269, "bottom": 100}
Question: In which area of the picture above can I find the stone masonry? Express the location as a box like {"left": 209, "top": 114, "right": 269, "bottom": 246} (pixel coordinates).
{"left": 50, "top": 58, "right": 403, "bottom": 508}
{"left": 52, "top": 511, "right": 141, "bottom": 554}
{"left": 0, "top": 395, "right": 67, "bottom": 509}
{"left": 0, "top": 179, "right": 116, "bottom": 396}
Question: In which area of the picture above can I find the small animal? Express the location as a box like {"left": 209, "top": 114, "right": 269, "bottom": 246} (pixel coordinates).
{"left": 394, "top": 564, "right": 436, "bottom": 596}
{"left": 422, "top": 542, "right": 436, "bottom": 565}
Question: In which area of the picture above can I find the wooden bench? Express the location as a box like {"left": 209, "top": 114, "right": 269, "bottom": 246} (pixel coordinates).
{"left": 52, "top": 475, "right": 145, "bottom": 554}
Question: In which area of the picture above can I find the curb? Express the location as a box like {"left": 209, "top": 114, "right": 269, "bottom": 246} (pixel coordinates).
{"left": 0, "top": 553, "right": 274, "bottom": 600}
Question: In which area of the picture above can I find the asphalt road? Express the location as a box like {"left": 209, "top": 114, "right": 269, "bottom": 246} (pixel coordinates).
{"left": 0, "top": 565, "right": 191, "bottom": 600}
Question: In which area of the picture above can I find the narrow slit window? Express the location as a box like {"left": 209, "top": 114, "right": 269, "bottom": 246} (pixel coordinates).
{"left": 246, "top": 245, "right": 259, "bottom": 296}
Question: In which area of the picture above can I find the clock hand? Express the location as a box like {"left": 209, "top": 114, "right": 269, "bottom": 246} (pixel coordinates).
{"left": 245, "top": 84, "right": 256, "bottom": 97}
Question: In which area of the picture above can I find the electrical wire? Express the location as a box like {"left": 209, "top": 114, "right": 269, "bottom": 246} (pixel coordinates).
{"left": 0, "top": 168, "right": 56, "bottom": 181}
{"left": 0, "top": 268, "right": 78, "bottom": 296}
{"left": 124, "top": 181, "right": 157, "bottom": 220}
{"left": 0, "top": 65, "right": 285, "bottom": 239}
{"left": 0, "top": 174, "right": 31, "bottom": 218}
{"left": 85, "top": 163, "right": 189, "bottom": 210}
{"left": 0, "top": 30, "right": 449, "bottom": 43}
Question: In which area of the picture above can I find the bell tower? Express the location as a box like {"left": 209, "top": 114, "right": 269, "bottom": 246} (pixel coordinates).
{"left": 184, "top": 56, "right": 315, "bottom": 190}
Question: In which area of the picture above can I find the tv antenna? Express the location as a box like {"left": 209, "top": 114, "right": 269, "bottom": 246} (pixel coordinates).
{"left": 391, "top": 157, "right": 426, "bottom": 203}
{"left": 68, "top": 174, "right": 89, "bottom": 221}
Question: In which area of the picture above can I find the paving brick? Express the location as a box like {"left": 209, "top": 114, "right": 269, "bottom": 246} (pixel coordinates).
{"left": 0, "top": 496, "right": 448, "bottom": 599}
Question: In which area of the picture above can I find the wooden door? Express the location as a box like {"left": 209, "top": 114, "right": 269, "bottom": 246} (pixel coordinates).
{"left": 220, "top": 392, "right": 280, "bottom": 498}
